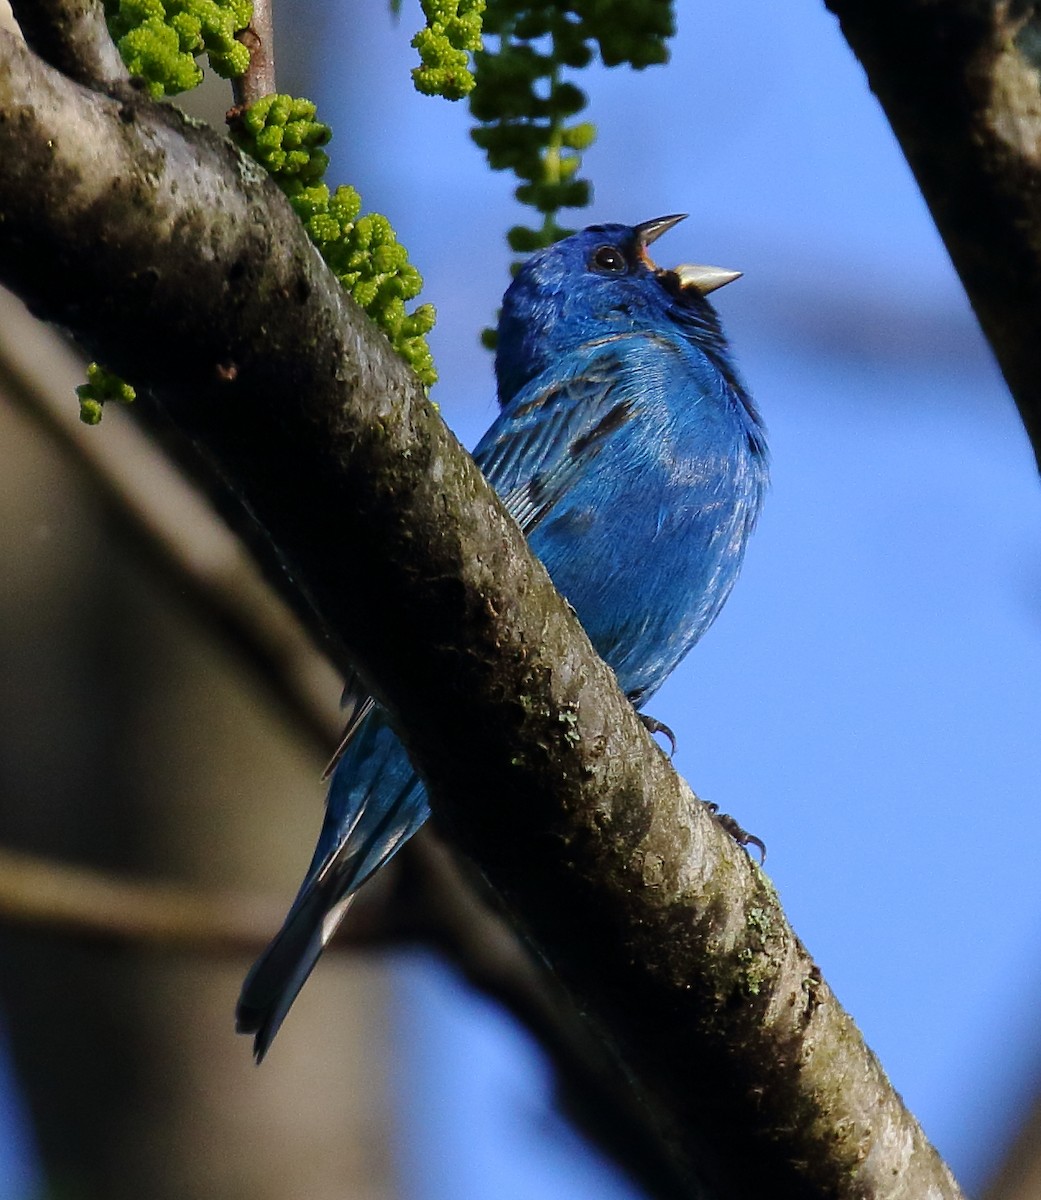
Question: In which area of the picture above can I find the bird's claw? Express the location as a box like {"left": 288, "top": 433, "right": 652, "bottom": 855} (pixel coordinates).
{"left": 705, "top": 802, "right": 766, "bottom": 864}
{"left": 640, "top": 713, "right": 677, "bottom": 757}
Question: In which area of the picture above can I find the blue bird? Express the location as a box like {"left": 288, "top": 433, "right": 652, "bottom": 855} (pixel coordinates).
{"left": 237, "top": 215, "right": 768, "bottom": 1059}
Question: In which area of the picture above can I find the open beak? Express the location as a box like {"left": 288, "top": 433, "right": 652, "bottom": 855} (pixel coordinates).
{"left": 634, "top": 213, "right": 742, "bottom": 295}
{"left": 634, "top": 213, "right": 688, "bottom": 246}
{"left": 671, "top": 263, "right": 742, "bottom": 295}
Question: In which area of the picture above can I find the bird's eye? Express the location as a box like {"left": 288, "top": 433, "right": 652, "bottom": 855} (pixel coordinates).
{"left": 590, "top": 245, "right": 627, "bottom": 274}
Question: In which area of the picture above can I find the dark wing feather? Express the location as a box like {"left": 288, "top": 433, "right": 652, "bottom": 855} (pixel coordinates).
{"left": 474, "top": 340, "right": 638, "bottom": 535}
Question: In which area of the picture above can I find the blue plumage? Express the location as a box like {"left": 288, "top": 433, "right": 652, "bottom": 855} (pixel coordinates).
{"left": 237, "top": 216, "right": 768, "bottom": 1059}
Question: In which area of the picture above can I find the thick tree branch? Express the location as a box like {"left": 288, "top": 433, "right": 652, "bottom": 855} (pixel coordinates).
{"left": 827, "top": 0, "right": 1041, "bottom": 470}
{"left": 0, "top": 293, "right": 697, "bottom": 1199}
{"left": 0, "top": 32, "right": 962, "bottom": 1200}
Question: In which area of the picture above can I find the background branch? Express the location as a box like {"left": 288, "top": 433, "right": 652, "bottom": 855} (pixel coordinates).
{"left": 0, "top": 845, "right": 285, "bottom": 952}
{"left": 0, "top": 25, "right": 962, "bottom": 1200}
{"left": 828, "top": 0, "right": 1041, "bottom": 470}
{"left": 0, "top": 287, "right": 342, "bottom": 752}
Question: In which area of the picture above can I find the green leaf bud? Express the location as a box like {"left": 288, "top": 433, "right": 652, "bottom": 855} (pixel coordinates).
{"left": 411, "top": 0, "right": 484, "bottom": 101}
{"left": 76, "top": 362, "right": 137, "bottom": 424}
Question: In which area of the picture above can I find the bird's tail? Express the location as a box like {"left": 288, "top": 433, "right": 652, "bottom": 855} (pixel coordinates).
{"left": 236, "top": 710, "right": 430, "bottom": 1061}
{"left": 236, "top": 872, "right": 356, "bottom": 1062}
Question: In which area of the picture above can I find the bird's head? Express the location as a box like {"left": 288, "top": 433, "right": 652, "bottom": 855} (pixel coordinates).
{"left": 495, "top": 215, "right": 742, "bottom": 405}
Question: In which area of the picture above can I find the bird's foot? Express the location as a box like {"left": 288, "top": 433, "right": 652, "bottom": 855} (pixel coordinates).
{"left": 640, "top": 714, "right": 677, "bottom": 757}
{"left": 705, "top": 803, "right": 766, "bottom": 864}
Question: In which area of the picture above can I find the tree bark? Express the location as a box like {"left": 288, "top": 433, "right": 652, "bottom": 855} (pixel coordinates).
{"left": 0, "top": 26, "right": 963, "bottom": 1200}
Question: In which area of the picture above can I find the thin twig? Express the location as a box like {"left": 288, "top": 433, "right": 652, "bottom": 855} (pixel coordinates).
{"left": 232, "top": 0, "right": 275, "bottom": 108}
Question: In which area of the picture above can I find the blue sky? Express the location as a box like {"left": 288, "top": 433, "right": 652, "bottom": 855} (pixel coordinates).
{"left": 4, "top": 2, "right": 1041, "bottom": 1197}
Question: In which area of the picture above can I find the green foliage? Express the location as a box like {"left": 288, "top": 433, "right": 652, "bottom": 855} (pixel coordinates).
{"left": 235, "top": 96, "right": 437, "bottom": 387}
{"left": 76, "top": 363, "right": 137, "bottom": 425}
{"left": 412, "top": 0, "right": 485, "bottom": 100}
{"left": 468, "top": 1, "right": 674, "bottom": 257}
{"left": 105, "top": 0, "right": 252, "bottom": 96}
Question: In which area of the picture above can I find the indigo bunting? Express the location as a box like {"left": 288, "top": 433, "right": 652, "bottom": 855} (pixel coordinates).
{"left": 237, "top": 215, "right": 768, "bottom": 1059}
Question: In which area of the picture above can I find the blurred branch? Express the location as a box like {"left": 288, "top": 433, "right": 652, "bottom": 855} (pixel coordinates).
{"left": 0, "top": 817, "right": 640, "bottom": 1157}
{"left": 827, "top": 0, "right": 1041, "bottom": 471}
{"left": 0, "top": 834, "right": 473, "bottom": 960}
{"left": 0, "top": 29, "right": 963, "bottom": 1200}
{"left": 0, "top": 824, "right": 704, "bottom": 1200}
{"left": 0, "top": 833, "right": 458, "bottom": 957}
{"left": 0, "top": 822, "right": 618, "bottom": 1112}
{"left": 0, "top": 287, "right": 342, "bottom": 752}
{"left": 0, "top": 844, "right": 286, "bottom": 953}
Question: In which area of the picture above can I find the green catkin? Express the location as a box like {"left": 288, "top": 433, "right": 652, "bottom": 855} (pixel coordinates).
{"left": 105, "top": 0, "right": 252, "bottom": 96}
{"left": 409, "top": 0, "right": 673, "bottom": 342}
{"left": 235, "top": 96, "right": 437, "bottom": 387}
{"left": 411, "top": 0, "right": 486, "bottom": 100}
{"left": 469, "top": 0, "right": 673, "bottom": 259}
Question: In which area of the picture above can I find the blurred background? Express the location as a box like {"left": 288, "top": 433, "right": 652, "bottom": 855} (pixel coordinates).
{"left": 2, "top": 1, "right": 1041, "bottom": 1197}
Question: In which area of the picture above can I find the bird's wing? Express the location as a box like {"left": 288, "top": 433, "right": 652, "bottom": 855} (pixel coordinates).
{"left": 474, "top": 339, "right": 639, "bottom": 536}
{"left": 319, "top": 343, "right": 640, "bottom": 772}
{"left": 317, "top": 344, "right": 639, "bottom": 797}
